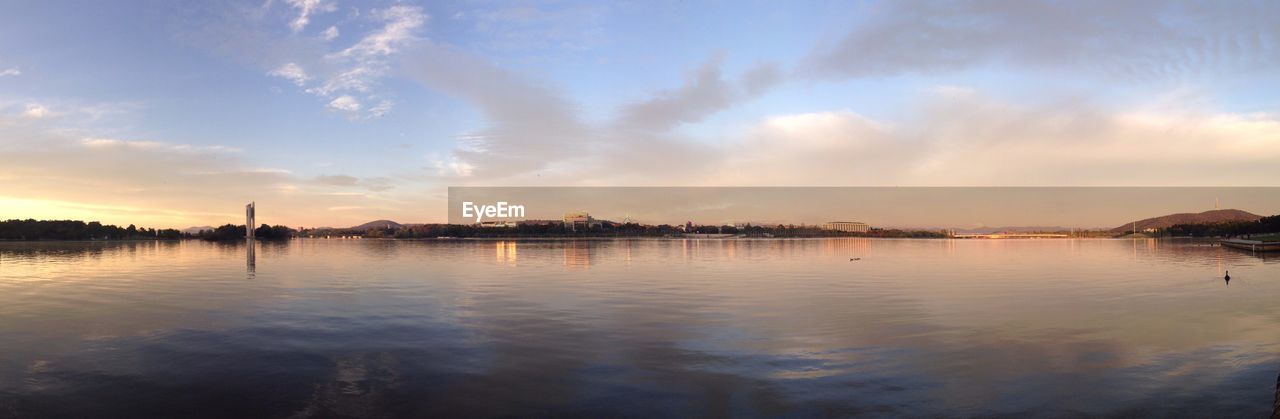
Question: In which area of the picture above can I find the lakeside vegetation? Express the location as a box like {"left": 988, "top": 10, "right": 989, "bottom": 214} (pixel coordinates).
{"left": 1158, "top": 215, "right": 1280, "bottom": 238}
{"left": 0, "top": 219, "right": 184, "bottom": 241}
{"left": 300, "top": 222, "right": 948, "bottom": 239}
{"left": 0, "top": 219, "right": 295, "bottom": 241}
{"left": 7, "top": 214, "right": 1279, "bottom": 241}
{"left": 195, "top": 224, "right": 295, "bottom": 241}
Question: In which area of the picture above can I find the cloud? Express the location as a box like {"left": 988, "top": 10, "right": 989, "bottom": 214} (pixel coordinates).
{"left": 331, "top": 6, "right": 425, "bottom": 60}
{"left": 270, "top": 5, "right": 425, "bottom": 119}
{"left": 184, "top": 3, "right": 423, "bottom": 119}
{"left": 312, "top": 174, "right": 394, "bottom": 191}
{"left": 401, "top": 50, "right": 784, "bottom": 185}
{"left": 0, "top": 67, "right": 19, "bottom": 77}
{"left": 802, "top": 0, "right": 1280, "bottom": 80}
{"left": 20, "top": 104, "right": 51, "bottom": 119}
{"left": 740, "top": 62, "right": 783, "bottom": 97}
{"left": 285, "top": 0, "right": 335, "bottom": 33}
{"left": 81, "top": 137, "right": 243, "bottom": 154}
{"left": 326, "top": 95, "right": 360, "bottom": 112}
{"left": 314, "top": 174, "right": 357, "bottom": 186}
{"left": 267, "top": 62, "right": 310, "bottom": 86}
{"left": 403, "top": 42, "right": 589, "bottom": 180}
{"left": 408, "top": 59, "right": 1280, "bottom": 188}
{"left": 703, "top": 90, "right": 1280, "bottom": 186}
{"left": 619, "top": 57, "right": 782, "bottom": 131}
{"left": 430, "top": 156, "right": 475, "bottom": 177}
{"left": 367, "top": 100, "right": 392, "bottom": 118}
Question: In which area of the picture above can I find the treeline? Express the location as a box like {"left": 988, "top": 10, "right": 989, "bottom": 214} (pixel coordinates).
{"left": 301, "top": 222, "right": 947, "bottom": 239}
{"left": 0, "top": 219, "right": 183, "bottom": 240}
{"left": 0, "top": 219, "right": 297, "bottom": 241}
{"left": 195, "top": 224, "right": 295, "bottom": 241}
{"left": 1161, "top": 215, "right": 1280, "bottom": 238}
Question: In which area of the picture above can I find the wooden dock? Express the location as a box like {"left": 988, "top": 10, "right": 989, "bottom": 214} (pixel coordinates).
{"left": 1220, "top": 238, "right": 1280, "bottom": 252}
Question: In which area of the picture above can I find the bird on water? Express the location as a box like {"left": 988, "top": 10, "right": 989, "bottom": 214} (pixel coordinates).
{"left": 1225, "top": 270, "right": 1231, "bottom": 281}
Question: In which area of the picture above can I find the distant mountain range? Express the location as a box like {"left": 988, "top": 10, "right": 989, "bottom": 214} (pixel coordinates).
{"left": 1110, "top": 209, "right": 1261, "bottom": 233}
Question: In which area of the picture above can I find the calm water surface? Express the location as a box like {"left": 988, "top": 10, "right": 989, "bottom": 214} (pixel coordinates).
{"left": 1, "top": 239, "right": 1278, "bottom": 417}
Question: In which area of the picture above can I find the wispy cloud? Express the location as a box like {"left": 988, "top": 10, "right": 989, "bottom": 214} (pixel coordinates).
{"left": 284, "top": 0, "right": 335, "bottom": 33}
{"left": 801, "top": 0, "right": 1280, "bottom": 80}
{"left": 267, "top": 62, "right": 310, "bottom": 86}
{"left": 331, "top": 6, "right": 425, "bottom": 59}
{"left": 266, "top": 5, "right": 426, "bottom": 119}
{"left": 0, "top": 67, "right": 19, "bottom": 77}
{"left": 81, "top": 137, "right": 243, "bottom": 154}
{"left": 404, "top": 42, "right": 589, "bottom": 180}
{"left": 20, "top": 104, "right": 51, "bottom": 119}
{"left": 326, "top": 95, "right": 360, "bottom": 112}
{"left": 619, "top": 56, "right": 781, "bottom": 131}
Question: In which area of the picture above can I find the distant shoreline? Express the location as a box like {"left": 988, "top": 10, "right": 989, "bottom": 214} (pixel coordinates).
{"left": 294, "top": 236, "right": 1211, "bottom": 241}
{"left": 0, "top": 236, "right": 1231, "bottom": 243}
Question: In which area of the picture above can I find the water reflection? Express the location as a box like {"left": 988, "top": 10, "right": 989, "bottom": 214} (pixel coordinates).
{"left": 246, "top": 239, "right": 256, "bottom": 279}
{"left": 0, "top": 239, "right": 1278, "bottom": 417}
{"left": 563, "top": 241, "right": 590, "bottom": 269}
{"left": 494, "top": 241, "right": 517, "bottom": 265}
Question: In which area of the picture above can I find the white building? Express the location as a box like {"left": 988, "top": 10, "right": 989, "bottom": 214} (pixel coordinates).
{"left": 564, "top": 211, "right": 600, "bottom": 231}
{"left": 823, "top": 221, "right": 869, "bottom": 233}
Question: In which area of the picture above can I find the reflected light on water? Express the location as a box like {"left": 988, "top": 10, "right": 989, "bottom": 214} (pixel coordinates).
{"left": 0, "top": 238, "right": 1278, "bottom": 417}
{"left": 494, "top": 241, "right": 517, "bottom": 265}
{"left": 562, "top": 241, "right": 590, "bottom": 269}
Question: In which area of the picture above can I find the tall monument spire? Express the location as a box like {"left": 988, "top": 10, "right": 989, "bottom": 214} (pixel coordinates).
{"left": 246, "top": 201, "right": 256, "bottom": 240}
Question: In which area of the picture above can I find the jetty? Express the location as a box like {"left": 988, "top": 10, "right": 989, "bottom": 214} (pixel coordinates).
{"left": 1220, "top": 238, "right": 1280, "bottom": 252}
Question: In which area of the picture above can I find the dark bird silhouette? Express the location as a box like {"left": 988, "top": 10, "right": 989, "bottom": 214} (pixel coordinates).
{"left": 1225, "top": 271, "right": 1231, "bottom": 280}
{"left": 849, "top": 258, "right": 861, "bottom": 261}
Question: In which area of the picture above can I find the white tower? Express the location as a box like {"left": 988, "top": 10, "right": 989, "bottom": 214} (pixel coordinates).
{"left": 246, "top": 201, "right": 255, "bottom": 239}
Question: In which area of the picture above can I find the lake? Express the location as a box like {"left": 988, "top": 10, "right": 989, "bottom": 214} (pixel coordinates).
{"left": 1, "top": 238, "right": 1277, "bottom": 417}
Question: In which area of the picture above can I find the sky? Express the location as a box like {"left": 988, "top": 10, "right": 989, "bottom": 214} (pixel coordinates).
{"left": 0, "top": 0, "right": 1278, "bottom": 228}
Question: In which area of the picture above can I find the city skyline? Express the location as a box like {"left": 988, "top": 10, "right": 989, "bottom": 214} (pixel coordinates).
{"left": 2, "top": 1, "right": 1279, "bottom": 228}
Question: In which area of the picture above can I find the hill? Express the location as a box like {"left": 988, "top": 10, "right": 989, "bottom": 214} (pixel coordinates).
{"left": 1110, "top": 209, "right": 1261, "bottom": 233}
{"left": 349, "top": 220, "right": 403, "bottom": 231}
{"left": 182, "top": 226, "right": 216, "bottom": 234}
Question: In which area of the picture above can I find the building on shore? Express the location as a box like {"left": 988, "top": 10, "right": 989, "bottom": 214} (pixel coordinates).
{"left": 823, "top": 221, "right": 869, "bottom": 233}
{"left": 564, "top": 211, "right": 601, "bottom": 231}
